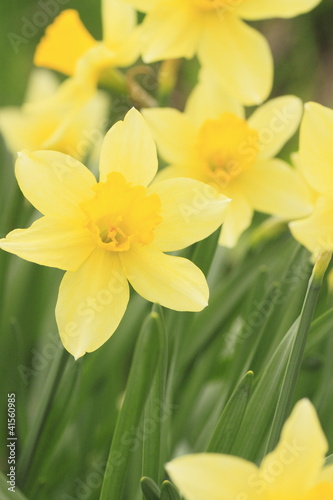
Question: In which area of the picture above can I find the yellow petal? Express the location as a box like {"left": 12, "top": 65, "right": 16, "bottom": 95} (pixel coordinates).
{"left": 237, "top": 0, "right": 322, "bottom": 20}
{"left": 240, "top": 158, "right": 314, "bottom": 219}
{"left": 318, "top": 464, "right": 333, "bottom": 484}
{"left": 140, "top": 0, "right": 202, "bottom": 62}
{"left": 99, "top": 108, "right": 158, "bottom": 186}
{"left": 34, "top": 10, "right": 97, "bottom": 76}
{"left": 185, "top": 69, "right": 244, "bottom": 127}
{"left": 148, "top": 178, "right": 229, "bottom": 251}
{"left": 15, "top": 150, "right": 96, "bottom": 218}
{"left": 166, "top": 453, "right": 260, "bottom": 500}
{"left": 289, "top": 196, "right": 333, "bottom": 256}
{"left": 122, "top": 0, "right": 154, "bottom": 11}
{"left": 260, "top": 399, "right": 328, "bottom": 497}
{"left": 120, "top": 245, "right": 209, "bottom": 311}
{"left": 56, "top": 248, "right": 129, "bottom": 359}
{"left": 198, "top": 13, "right": 272, "bottom": 105}
{"left": 248, "top": 96, "right": 303, "bottom": 159}
{"left": 219, "top": 195, "right": 253, "bottom": 247}
{"left": 142, "top": 108, "right": 196, "bottom": 164}
{"left": 0, "top": 216, "right": 94, "bottom": 271}
{"left": 102, "top": 0, "right": 137, "bottom": 44}
{"left": 25, "top": 69, "right": 59, "bottom": 104}
{"left": 299, "top": 102, "right": 333, "bottom": 194}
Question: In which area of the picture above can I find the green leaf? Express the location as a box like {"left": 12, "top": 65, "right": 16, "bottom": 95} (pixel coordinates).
{"left": 140, "top": 477, "right": 161, "bottom": 500}
{"left": 142, "top": 305, "right": 168, "bottom": 485}
{"left": 99, "top": 309, "right": 163, "bottom": 500}
{"left": 305, "top": 308, "right": 333, "bottom": 354}
{"left": 207, "top": 371, "right": 253, "bottom": 454}
{"left": 0, "top": 471, "right": 28, "bottom": 500}
{"left": 265, "top": 252, "right": 331, "bottom": 454}
{"left": 325, "top": 454, "right": 333, "bottom": 466}
{"left": 191, "top": 228, "right": 220, "bottom": 277}
{"left": 160, "top": 481, "right": 182, "bottom": 500}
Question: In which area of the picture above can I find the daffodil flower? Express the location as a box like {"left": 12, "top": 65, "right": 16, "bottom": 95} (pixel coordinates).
{"left": 34, "top": 0, "right": 139, "bottom": 88}
{"left": 289, "top": 102, "right": 333, "bottom": 257}
{"left": 124, "top": 0, "right": 321, "bottom": 105}
{"left": 167, "top": 399, "right": 333, "bottom": 500}
{"left": 0, "top": 69, "right": 109, "bottom": 160}
{"left": 0, "top": 109, "right": 229, "bottom": 359}
{"left": 142, "top": 80, "right": 313, "bottom": 247}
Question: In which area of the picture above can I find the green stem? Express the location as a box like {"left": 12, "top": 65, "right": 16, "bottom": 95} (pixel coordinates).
{"left": 265, "top": 252, "right": 331, "bottom": 454}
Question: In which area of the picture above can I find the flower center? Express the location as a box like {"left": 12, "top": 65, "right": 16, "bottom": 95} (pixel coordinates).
{"left": 81, "top": 172, "right": 162, "bottom": 252}
{"left": 196, "top": 112, "right": 259, "bottom": 190}
{"left": 194, "top": 0, "right": 245, "bottom": 11}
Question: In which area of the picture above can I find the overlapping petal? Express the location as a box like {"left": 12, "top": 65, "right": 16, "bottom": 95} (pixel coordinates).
{"left": 140, "top": 0, "right": 202, "bottom": 62}
{"left": 289, "top": 196, "right": 333, "bottom": 256}
{"left": 240, "top": 158, "right": 314, "bottom": 219}
{"left": 237, "top": 0, "right": 322, "bottom": 20}
{"left": 261, "top": 399, "right": 327, "bottom": 497}
{"left": 248, "top": 96, "right": 303, "bottom": 159}
{"left": 120, "top": 245, "right": 208, "bottom": 312}
{"left": 34, "top": 10, "right": 97, "bottom": 75}
{"left": 102, "top": 0, "right": 137, "bottom": 44}
{"left": 198, "top": 13, "right": 273, "bottom": 105}
{"left": 56, "top": 248, "right": 129, "bottom": 359}
{"left": 148, "top": 178, "right": 230, "bottom": 251}
{"left": 15, "top": 150, "right": 96, "bottom": 218}
{"left": 218, "top": 195, "right": 253, "bottom": 247}
{"left": 99, "top": 108, "right": 157, "bottom": 186}
{"left": 166, "top": 453, "right": 260, "bottom": 500}
{"left": 142, "top": 108, "right": 197, "bottom": 164}
{"left": 185, "top": 69, "right": 244, "bottom": 127}
{"left": 299, "top": 102, "right": 333, "bottom": 194}
{"left": 0, "top": 216, "right": 94, "bottom": 271}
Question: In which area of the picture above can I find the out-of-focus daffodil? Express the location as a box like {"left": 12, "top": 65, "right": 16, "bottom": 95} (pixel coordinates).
{"left": 124, "top": 0, "right": 321, "bottom": 105}
{"left": 0, "top": 69, "right": 109, "bottom": 160}
{"left": 143, "top": 81, "right": 313, "bottom": 247}
{"left": 34, "top": 0, "right": 139, "bottom": 88}
{"left": 290, "top": 102, "right": 333, "bottom": 257}
{"left": 167, "top": 399, "right": 333, "bottom": 500}
{"left": 0, "top": 109, "right": 229, "bottom": 359}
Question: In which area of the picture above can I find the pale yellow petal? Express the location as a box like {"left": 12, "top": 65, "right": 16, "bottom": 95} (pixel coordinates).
{"left": 121, "top": 245, "right": 208, "bottom": 311}
{"left": 15, "top": 150, "right": 96, "bottom": 218}
{"left": 237, "top": 0, "right": 322, "bottom": 20}
{"left": 142, "top": 108, "right": 196, "bottom": 164}
{"left": 102, "top": 0, "right": 136, "bottom": 44}
{"left": 299, "top": 102, "right": 333, "bottom": 194}
{"left": 260, "top": 399, "right": 328, "bottom": 497}
{"left": 148, "top": 178, "right": 229, "bottom": 251}
{"left": 99, "top": 108, "right": 158, "bottom": 186}
{"left": 166, "top": 453, "right": 260, "bottom": 500}
{"left": 289, "top": 196, "right": 333, "bottom": 256}
{"left": 185, "top": 69, "right": 244, "bottom": 127}
{"left": 198, "top": 13, "right": 272, "bottom": 105}
{"left": 219, "top": 195, "right": 253, "bottom": 247}
{"left": 34, "top": 10, "right": 97, "bottom": 76}
{"left": 25, "top": 69, "right": 59, "bottom": 104}
{"left": 140, "top": 1, "right": 202, "bottom": 62}
{"left": 122, "top": 0, "right": 154, "bottom": 11}
{"left": 318, "top": 464, "right": 333, "bottom": 483}
{"left": 240, "top": 158, "right": 314, "bottom": 219}
{"left": 0, "top": 216, "right": 94, "bottom": 271}
{"left": 248, "top": 96, "right": 303, "bottom": 159}
{"left": 56, "top": 248, "right": 129, "bottom": 359}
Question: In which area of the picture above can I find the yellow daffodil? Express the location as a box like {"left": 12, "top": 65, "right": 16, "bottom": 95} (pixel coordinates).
{"left": 0, "top": 108, "right": 229, "bottom": 359}
{"left": 124, "top": 0, "right": 321, "bottom": 105}
{"left": 167, "top": 399, "right": 333, "bottom": 500}
{"left": 142, "top": 81, "right": 313, "bottom": 247}
{"left": 0, "top": 69, "right": 109, "bottom": 160}
{"left": 34, "top": 0, "right": 139, "bottom": 88}
{"left": 289, "top": 102, "right": 333, "bottom": 257}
